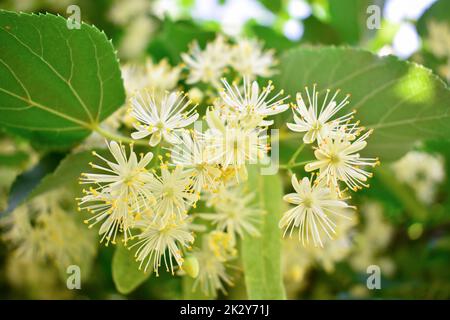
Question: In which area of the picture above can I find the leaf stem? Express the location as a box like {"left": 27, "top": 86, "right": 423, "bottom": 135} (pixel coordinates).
{"left": 288, "top": 143, "right": 306, "bottom": 165}
{"left": 279, "top": 160, "right": 310, "bottom": 170}
{"left": 150, "top": 143, "right": 162, "bottom": 166}
{"left": 94, "top": 125, "right": 147, "bottom": 146}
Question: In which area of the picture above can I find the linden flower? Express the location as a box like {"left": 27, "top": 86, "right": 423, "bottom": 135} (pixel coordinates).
{"left": 305, "top": 130, "right": 380, "bottom": 192}
{"left": 279, "top": 175, "right": 352, "bottom": 247}
{"left": 78, "top": 141, "right": 154, "bottom": 244}
{"left": 427, "top": 20, "right": 450, "bottom": 59}
{"left": 192, "top": 235, "right": 234, "bottom": 297}
{"left": 80, "top": 142, "right": 154, "bottom": 197}
{"left": 121, "top": 58, "right": 181, "bottom": 95}
{"left": 37, "top": 204, "right": 97, "bottom": 273}
{"left": 204, "top": 108, "right": 269, "bottom": 170}
{"left": 146, "top": 165, "right": 198, "bottom": 222}
{"left": 130, "top": 90, "right": 199, "bottom": 146}
{"left": 79, "top": 192, "right": 137, "bottom": 245}
{"left": 283, "top": 208, "right": 356, "bottom": 280}
{"left": 210, "top": 127, "right": 268, "bottom": 170}
{"left": 143, "top": 58, "right": 182, "bottom": 92}
{"left": 1, "top": 205, "right": 44, "bottom": 261}
{"left": 287, "top": 86, "right": 354, "bottom": 144}
{"left": 108, "top": 0, "right": 152, "bottom": 26}
{"left": 392, "top": 151, "right": 445, "bottom": 204}
{"left": 2, "top": 191, "right": 96, "bottom": 273}
{"left": 350, "top": 202, "right": 394, "bottom": 275}
{"left": 207, "top": 230, "right": 237, "bottom": 262}
{"left": 169, "top": 131, "right": 222, "bottom": 194}
{"left": 199, "top": 185, "right": 264, "bottom": 241}
{"left": 192, "top": 249, "right": 233, "bottom": 297}
{"left": 219, "top": 77, "right": 289, "bottom": 127}
{"left": 130, "top": 216, "right": 194, "bottom": 275}
{"left": 181, "top": 35, "right": 230, "bottom": 87}
{"left": 219, "top": 165, "right": 249, "bottom": 185}
{"left": 121, "top": 63, "right": 149, "bottom": 95}
{"left": 1, "top": 205, "right": 32, "bottom": 246}
{"left": 118, "top": 15, "right": 154, "bottom": 60}
{"left": 230, "top": 38, "right": 276, "bottom": 79}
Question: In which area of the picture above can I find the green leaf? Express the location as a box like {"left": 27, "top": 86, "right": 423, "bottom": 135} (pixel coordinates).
{"left": 275, "top": 47, "right": 450, "bottom": 161}
{"left": 260, "top": 0, "right": 282, "bottom": 13}
{"left": 0, "top": 10, "right": 125, "bottom": 147}
{"left": 301, "top": 15, "right": 340, "bottom": 45}
{"left": 28, "top": 149, "right": 98, "bottom": 199}
{"left": 328, "top": 0, "right": 373, "bottom": 44}
{"left": 241, "top": 165, "right": 286, "bottom": 300}
{"left": 112, "top": 243, "right": 151, "bottom": 295}
{"left": 0, "top": 167, "right": 22, "bottom": 212}
{"left": 27, "top": 149, "right": 111, "bottom": 206}
{"left": 248, "top": 24, "right": 296, "bottom": 53}
{"left": 148, "top": 19, "right": 215, "bottom": 64}
{"left": 5, "top": 152, "right": 65, "bottom": 213}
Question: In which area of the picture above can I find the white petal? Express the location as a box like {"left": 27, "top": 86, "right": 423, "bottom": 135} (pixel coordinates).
{"left": 149, "top": 131, "right": 162, "bottom": 146}
{"left": 131, "top": 130, "right": 151, "bottom": 140}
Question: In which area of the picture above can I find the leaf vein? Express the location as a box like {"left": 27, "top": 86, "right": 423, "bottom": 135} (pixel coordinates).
{"left": 0, "top": 86, "right": 89, "bottom": 128}
{"left": 1, "top": 25, "right": 95, "bottom": 123}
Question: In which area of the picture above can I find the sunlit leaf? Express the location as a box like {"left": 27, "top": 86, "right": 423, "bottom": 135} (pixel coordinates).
{"left": 328, "top": 0, "right": 373, "bottom": 44}
{"left": 0, "top": 11, "right": 125, "bottom": 147}
{"left": 112, "top": 243, "right": 151, "bottom": 295}
{"left": 241, "top": 165, "right": 286, "bottom": 299}
{"left": 275, "top": 47, "right": 450, "bottom": 161}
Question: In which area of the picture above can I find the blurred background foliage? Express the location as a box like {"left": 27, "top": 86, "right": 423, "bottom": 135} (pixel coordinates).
{"left": 0, "top": 0, "right": 449, "bottom": 299}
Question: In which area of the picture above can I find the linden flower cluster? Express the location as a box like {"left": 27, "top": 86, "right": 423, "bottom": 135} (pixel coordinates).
{"left": 190, "top": 231, "right": 237, "bottom": 297}
{"left": 77, "top": 140, "right": 198, "bottom": 274}
{"left": 77, "top": 36, "right": 380, "bottom": 296}
{"left": 350, "top": 202, "right": 395, "bottom": 276}
{"left": 122, "top": 58, "right": 182, "bottom": 96}
{"left": 1, "top": 190, "right": 96, "bottom": 276}
{"left": 282, "top": 208, "right": 356, "bottom": 297}
{"left": 279, "top": 85, "right": 380, "bottom": 247}
{"left": 181, "top": 35, "right": 277, "bottom": 87}
{"left": 392, "top": 151, "right": 444, "bottom": 204}
{"left": 426, "top": 20, "right": 450, "bottom": 81}
{"left": 77, "top": 72, "right": 287, "bottom": 282}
